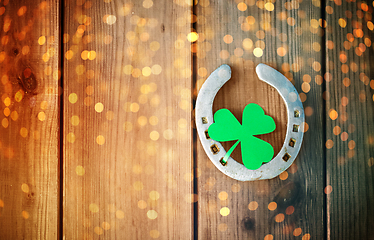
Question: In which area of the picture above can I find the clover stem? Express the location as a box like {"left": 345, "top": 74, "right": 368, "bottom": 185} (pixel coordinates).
{"left": 223, "top": 140, "right": 240, "bottom": 164}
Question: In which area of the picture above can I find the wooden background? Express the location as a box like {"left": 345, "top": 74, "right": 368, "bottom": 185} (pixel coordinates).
{"left": 0, "top": 0, "right": 373, "bottom": 239}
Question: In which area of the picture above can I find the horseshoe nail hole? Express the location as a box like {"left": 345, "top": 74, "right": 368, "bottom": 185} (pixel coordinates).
{"left": 220, "top": 157, "right": 227, "bottom": 166}
{"left": 294, "top": 110, "right": 300, "bottom": 118}
{"left": 292, "top": 124, "right": 299, "bottom": 132}
{"left": 289, "top": 138, "right": 296, "bottom": 147}
{"left": 282, "top": 153, "right": 291, "bottom": 162}
{"left": 210, "top": 144, "right": 219, "bottom": 154}
{"left": 202, "top": 117, "right": 208, "bottom": 124}
{"left": 204, "top": 130, "right": 210, "bottom": 139}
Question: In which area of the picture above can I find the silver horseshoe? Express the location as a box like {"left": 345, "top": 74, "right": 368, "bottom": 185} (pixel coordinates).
{"left": 195, "top": 64, "right": 304, "bottom": 181}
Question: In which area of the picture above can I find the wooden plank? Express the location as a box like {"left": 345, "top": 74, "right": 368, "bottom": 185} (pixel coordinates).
{"left": 325, "top": 1, "right": 374, "bottom": 239}
{"left": 63, "top": 0, "right": 193, "bottom": 239}
{"left": 195, "top": 0, "right": 324, "bottom": 239}
{"left": 0, "top": 0, "right": 60, "bottom": 239}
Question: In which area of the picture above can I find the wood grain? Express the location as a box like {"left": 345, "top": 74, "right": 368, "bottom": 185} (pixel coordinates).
{"left": 0, "top": 0, "right": 372, "bottom": 238}
{"left": 63, "top": 0, "right": 193, "bottom": 239}
{"left": 0, "top": 0, "right": 60, "bottom": 239}
{"left": 325, "top": 1, "right": 374, "bottom": 239}
{"left": 194, "top": 0, "right": 324, "bottom": 239}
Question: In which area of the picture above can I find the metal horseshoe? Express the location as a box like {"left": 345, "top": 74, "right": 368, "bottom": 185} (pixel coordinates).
{"left": 195, "top": 64, "right": 304, "bottom": 181}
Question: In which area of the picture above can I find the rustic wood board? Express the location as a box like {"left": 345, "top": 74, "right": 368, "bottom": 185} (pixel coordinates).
{"left": 63, "top": 0, "right": 193, "bottom": 239}
{"left": 0, "top": 0, "right": 60, "bottom": 239}
{"left": 194, "top": 0, "right": 325, "bottom": 239}
{"left": 0, "top": 0, "right": 372, "bottom": 238}
{"left": 325, "top": 1, "right": 374, "bottom": 239}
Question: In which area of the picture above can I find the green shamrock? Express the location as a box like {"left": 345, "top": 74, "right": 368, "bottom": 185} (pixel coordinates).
{"left": 208, "top": 103, "right": 276, "bottom": 170}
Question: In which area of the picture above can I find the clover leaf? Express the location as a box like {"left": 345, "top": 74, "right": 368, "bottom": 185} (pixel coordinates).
{"left": 208, "top": 103, "right": 276, "bottom": 170}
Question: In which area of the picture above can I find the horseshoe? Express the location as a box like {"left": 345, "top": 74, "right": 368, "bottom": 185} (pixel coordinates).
{"left": 195, "top": 64, "right": 304, "bottom": 181}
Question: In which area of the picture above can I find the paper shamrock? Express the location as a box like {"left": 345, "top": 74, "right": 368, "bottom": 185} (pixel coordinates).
{"left": 208, "top": 103, "right": 276, "bottom": 170}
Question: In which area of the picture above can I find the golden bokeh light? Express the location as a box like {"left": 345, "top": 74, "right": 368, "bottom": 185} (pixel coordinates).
{"left": 4, "top": 97, "right": 11, "bottom": 107}
{"left": 95, "top": 102, "right": 104, "bottom": 112}
{"left": 38, "top": 112, "right": 46, "bottom": 121}
{"left": 163, "top": 129, "right": 173, "bottom": 140}
{"left": 22, "top": 211, "right": 29, "bottom": 219}
{"left": 248, "top": 201, "right": 258, "bottom": 211}
{"left": 75, "top": 166, "right": 85, "bottom": 176}
{"left": 133, "top": 181, "right": 144, "bottom": 191}
{"left": 149, "top": 190, "right": 160, "bottom": 200}
{"left": 242, "top": 38, "right": 253, "bottom": 50}
{"left": 150, "top": 230, "right": 160, "bottom": 239}
{"left": 237, "top": 2, "right": 247, "bottom": 11}
{"left": 277, "top": 47, "right": 287, "bottom": 57}
{"left": 67, "top": 133, "right": 76, "bottom": 143}
{"left": 116, "top": 210, "right": 125, "bottom": 219}
{"left": 326, "top": 139, "right": 334, "bottom": 149}
{"left": 70, "top": 116, "right": 80, "bottom": 126}
{"left": 268, "top": 202, "right": 277, "bottom": 211}
{"left": 38, "top": 36, "right": 46, "bottom": 45}
{"left": 264, "top": 234, "right": 273, "bottom": 240}
{"left": 2, "top": 118, "right": 8, "bottom": 128}
{"left": 89, "top": 203, "right": 99, "bottom": 213}
{"left": 96, "top": 135, "right": 105, "bottom": 145}
{"left": 333, "top": 126, "right": 341, "bottom": 135}
{"left": 123, "top": 122, "right": 133, "bottom": 132}
{"left": 302, "top": 234, "right": 311, "bottom": 240}
{"left": 218, "top": 191, "right": 228, "bottom": 201}
{"left": 150, "top": 131, "right": 159, "bottom": 141}
{"left": 15, "top": 90, "right": 24, "bottom": 102}
{"left": 10, "top": 111, "right": 18, "bottom": 121}
{"left": 218, "top": 223, "right": 227, "bottom": 232}
{"left": 102, "top": 222, "right": 111, "bottom": 231}
{"left": 220, "top": 207, "right": 230, "bottom": 216}
{"left": 103, "top": 15, "right": 117, "bottom": 25}
{"left": 279, "top": 171, "right": 288, "bottom": 180}
{"left": 3, "top": 108, "right": 10, "bottom": 117}
{"left": 264, "top": 2, "right": 274, "bottom": 11}
{"left": 286, "top": 206, "right": 295, "bottom": 215}
{"left": 20, "top": 127, "right": 28, "bottom": 138}
{"left": 293, "top": 228, "right": 302, "bottom": 236}
{"left": 150, "top": 41, "right": 160, "bottom": 51}
{"left": 275, "top": 213, "right": 285, "bottom": 223}
{"left": 187, "top": 32, "right": 199, "bottom": 42}
{"left": 324, "top": 185, "right": 333, "bottom": 194}
{"left": 69, "top": 93, "right": 78, "bottom": 104}
{"left": 223, "top": 34, "right": 233, "bottom": 44}
{"left": 138, "top": 200, "right": 147, "bottom": 209}
{"left": 40, "top": 101, "right": 48, "bottom": 110}
{"left": 94, "top": 226, "right": 103, "bottom": 235}
{"left": 340, "top": 132, "right": 348, "bottom": 141}
{"left": 21, "top": 183, "right": 29, "bottom": 193}
{"left": 147, "top": 210, "right": 158, "bottom": 220}
{"left": 329, "top": 109, "right": 338, "bottom": 120}
{"left": 253, "top": 47, "right": 263, "bottom": 57}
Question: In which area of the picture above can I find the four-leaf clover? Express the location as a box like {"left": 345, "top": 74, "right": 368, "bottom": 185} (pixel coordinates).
{"left": 208, "top": 103, "right": 276, "bottom": 170}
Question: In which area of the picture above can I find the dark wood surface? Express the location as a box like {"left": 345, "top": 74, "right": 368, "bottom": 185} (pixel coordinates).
{"left": 325, "top": 1, "right": 374, "bottom": 239}
{"left": 0, "top": 0, "right": 373, "bottom": 239}
{"left": 63, "top": 0, "right": 193, "bottom": 239}
{"left": 194, "top": 0, "right": 325, "bottom": 239}
{"left": 0, "top": 0, "right": 60, "bottom": 239}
